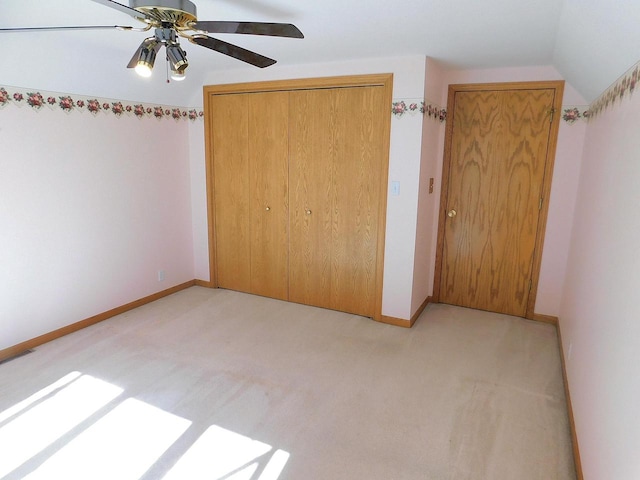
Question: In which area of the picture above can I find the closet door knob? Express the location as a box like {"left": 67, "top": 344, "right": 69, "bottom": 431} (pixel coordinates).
{"left": 265, "top": 206, "right": 271, "bottom": 211}
{"left": 447, "top": 209, "right": 457, "bottom": 218}
{"left": 305, "top": 209, "right": 312, "bottom": 215}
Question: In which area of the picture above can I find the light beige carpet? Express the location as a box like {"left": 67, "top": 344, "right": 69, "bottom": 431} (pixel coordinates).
{"left": 0, "top": 287, "right": 575, "bottom": 479}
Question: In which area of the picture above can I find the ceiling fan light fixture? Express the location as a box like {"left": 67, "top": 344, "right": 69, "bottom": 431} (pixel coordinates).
{"left": 166, "top": 43, "right": 188, "bottom": 73}
{"left": 170, "top": 69, "right": 186, "bottom": 81}
{"left": 135, "top": 61, "right": 154, "bottom": 77}
{"left": 134, "top": 38, "right": 158, "bottom": 77}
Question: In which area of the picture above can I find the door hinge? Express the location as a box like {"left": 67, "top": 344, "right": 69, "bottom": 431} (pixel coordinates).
{"left": 539, "top": 197, "right": 543, "bottom": 210}
{"left": 549, "top": 107, "right": 556, "bottom": 123}
{"left": 529, "top": 279, "right": 533, "bottom": 292}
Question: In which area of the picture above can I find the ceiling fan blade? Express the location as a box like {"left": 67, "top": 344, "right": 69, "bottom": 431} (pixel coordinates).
{"left": 191, "top": 21, "right": 303, "bottom": 39}
{"left": 0, "top": 25, "right": 137, "bottom": 33}
{"left": 90, "top": 0, "right": 158, "bottom": 22}
{"left": 190, "top": 35, "right": 277, "bottom": 68}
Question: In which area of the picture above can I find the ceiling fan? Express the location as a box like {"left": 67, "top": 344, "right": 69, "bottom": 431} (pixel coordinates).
{"left": 0, "top": 0, "right": 304, "bottom": 80}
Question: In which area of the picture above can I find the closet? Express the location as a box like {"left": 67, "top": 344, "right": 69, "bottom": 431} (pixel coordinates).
{"left": 204, "top": 74, "right": 393, "bottom": 319}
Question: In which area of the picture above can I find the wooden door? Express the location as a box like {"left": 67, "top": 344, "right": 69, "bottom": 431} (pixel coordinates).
{"left": 210, "top": 93, "right": 251, "bottom": 292}
{"left": 437, "top": 83, "right": 563, "bottom": 317}
{"left": 289, "top": 86, "right": 386, "bottom": 317}
{"left": 248, "top": 92, "right": 289, "bottom": 300}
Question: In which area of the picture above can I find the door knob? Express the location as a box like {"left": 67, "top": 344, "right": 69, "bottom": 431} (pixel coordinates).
{"left": 265, "top": 206, "right": 271, "bottom": 211}
{"left": 305, "top": 209, "right": 312, "bottom": 215}
{"left": 447, "top": 209, "right": 457, "bottom": 218}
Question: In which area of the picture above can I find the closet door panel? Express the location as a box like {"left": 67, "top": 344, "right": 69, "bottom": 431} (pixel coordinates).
{"left": 331, "top": 86, "right": 386, "bottom": 316}
{"left": 211, "top": 94, "right": 251, "bottom": 292}
{"left": 289, "top": 89, "right": 333, "bottom": 308}
{"left": 249, "top": 92, "right": 290, "bottom": 300}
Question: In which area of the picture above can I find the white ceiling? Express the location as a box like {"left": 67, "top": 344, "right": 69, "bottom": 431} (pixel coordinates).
{"left": 1, "top": 0, "right": 638, "bottom": 106}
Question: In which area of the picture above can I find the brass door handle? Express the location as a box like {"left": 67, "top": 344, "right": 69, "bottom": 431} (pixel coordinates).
{"left": 305, "top": 209, "right": 312, "bottom": 215}
{"left": 447, "top": 209, "right": 457, "bottom": 218}
{"left": 265, "top": 206, "right": 271, "bottom": 211}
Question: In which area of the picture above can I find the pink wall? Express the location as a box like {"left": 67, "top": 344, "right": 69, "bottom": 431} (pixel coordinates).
{"left": 0, "top": 103, "right": 195, "bottom": 351}
{"left": 560, "top": 90, "right": 640, "bottom": 479}
{"left": 188, "top": 120, "right": 210, "bottom": 281}
{"left": 535, "top": 120, "right": 586, "bottom": 315}
{"left": 411, "top": 58, "right": 446, "bottom": 315}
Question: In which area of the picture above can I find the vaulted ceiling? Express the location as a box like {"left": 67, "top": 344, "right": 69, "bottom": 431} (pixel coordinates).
{"left": 1, "top": 0, "right": 638, "bottom": 106}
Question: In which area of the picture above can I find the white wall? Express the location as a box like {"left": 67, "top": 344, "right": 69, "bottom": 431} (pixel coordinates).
{"left": 190, "top": 55, "right": 428, "bottom": 320}
{"left": 560, "top": 88, "right": 640, "bottom": 480}
{"left": 0, "top": 104, "right": 195, "bottom": 351}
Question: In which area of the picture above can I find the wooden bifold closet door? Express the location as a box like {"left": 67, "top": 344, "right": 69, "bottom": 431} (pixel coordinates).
{"left": 205, "top": 75, "right": 392, "bottom": 319}
{"left": 210, "top": 91, "right": 289, "bottom": 301}
{"left": 289, "top": 87, "right": 386, "bottom": 316}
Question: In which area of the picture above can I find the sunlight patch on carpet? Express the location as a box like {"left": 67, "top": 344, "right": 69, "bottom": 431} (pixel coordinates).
{"left": 0, "top": 374, "right": 122, "bottom": 478}
{"left": 23, "top": 398, "right": 191, "bottom": 480}
{"left": 0, "top": 371, "right": 290, "bottom": 479}
{"left": 162, "top": 425, "right": 290, "bottom": 480}
{"left": 0, "top": 371, "right": 81, "bottom": 424}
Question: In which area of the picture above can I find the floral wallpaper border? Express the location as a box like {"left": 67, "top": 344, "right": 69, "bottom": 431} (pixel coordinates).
{"left": 392, "top": 99, "right": 447, "bottom": 122}
{"left": 588, "top": 61, "right": 640, "bottom": 118}
{"left": 561, "top": 106, "right": 591, "bottom": 124}
{"left": 0, "top": 85, "right": 204, "bottom": 121}
{"left": 5, "top": 78, "right": 628, "bottom": 125}
{"left": 391, "top": 99, "right": 591, "bottom": 125}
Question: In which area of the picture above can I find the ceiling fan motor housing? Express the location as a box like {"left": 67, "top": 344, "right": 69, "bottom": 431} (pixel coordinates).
{"left": 130, "top": 0, "right": 198, "bottom": 27}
